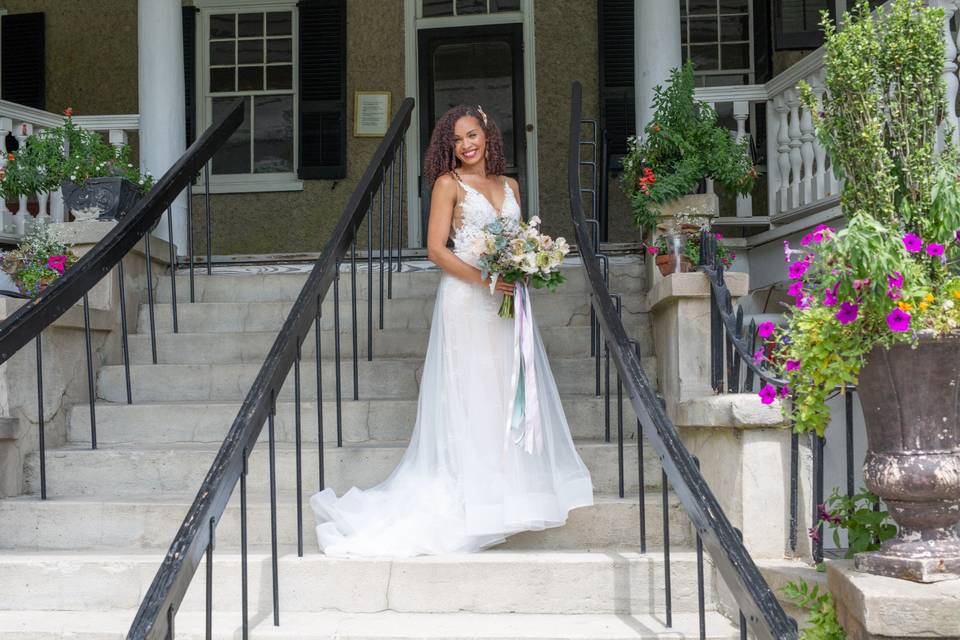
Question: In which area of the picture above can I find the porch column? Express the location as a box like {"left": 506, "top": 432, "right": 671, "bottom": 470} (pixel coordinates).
{"left": 138, "top": 0, "right": 187, "bottom": 252}
{"left": 634, "top": 0, "right": 682, "bottom": 136}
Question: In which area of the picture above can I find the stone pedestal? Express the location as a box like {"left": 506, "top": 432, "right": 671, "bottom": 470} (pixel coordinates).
{"left": 829, "top": 560, "right": 960, "bottom": 639}
{"left": 645, "top": 193, "right": 719, "bottom": 289}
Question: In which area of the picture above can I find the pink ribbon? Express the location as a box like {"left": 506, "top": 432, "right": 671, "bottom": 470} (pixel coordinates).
{"left": 504, "top": 282, "right": 544, "bottom": 455}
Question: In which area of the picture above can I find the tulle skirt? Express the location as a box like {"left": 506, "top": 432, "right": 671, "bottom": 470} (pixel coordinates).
{"left": 309, "top": 264, "right": 594, "bottom": 557}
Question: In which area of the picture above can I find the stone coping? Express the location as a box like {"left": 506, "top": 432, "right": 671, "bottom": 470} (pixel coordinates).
{"left": 0, "top": 298, "right": 113, "bottom": 331}
{"left": 50, "top": 220, "right": 174, "bottom": 266}
{"left": 674, "top": 394, "right": 788, "bottom": 429}
{"left": 829, "top": 560, "right": 960, "bottom": 639}
{"left": 0, "top": 418, "right": 16, "bottom": 441}
{"left": 646, "top": 271, "right": 749, "bottom": 313}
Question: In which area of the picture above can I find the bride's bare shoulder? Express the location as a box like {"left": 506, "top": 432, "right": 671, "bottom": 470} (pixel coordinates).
{"left": 504, "top": 176, "right": 521, "bottom": 199}
{"left": 432, "top": 173, "right": 459, "bottom": 199}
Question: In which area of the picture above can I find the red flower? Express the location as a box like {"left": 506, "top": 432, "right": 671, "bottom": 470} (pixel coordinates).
{"left": 6, "top": 153, "right": 13, "bottom": 162}
{"left": 63, "top": 107, "right": 74, "bottom": 117}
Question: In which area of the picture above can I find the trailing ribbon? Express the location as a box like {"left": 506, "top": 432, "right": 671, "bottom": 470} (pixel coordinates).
{"left": 504, "top": 282, "right": 544, "bottom": 455}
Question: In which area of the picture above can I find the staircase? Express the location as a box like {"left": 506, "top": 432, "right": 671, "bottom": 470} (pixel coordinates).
{"left": 0, "top": 257, "right": 743, "bottom": 638}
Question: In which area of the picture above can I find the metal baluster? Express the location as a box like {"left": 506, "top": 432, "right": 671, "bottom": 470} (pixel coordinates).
{"left": 36, "top": 335, "right": 46, "bottom": 500}
{"left": 812, "top": 433, "right": 825, "bottom": 564}
{"left": 662, "top": 467, "right": 672, "bottom": 628}
{"left": 611, "top": 293, "right": 623, "bottom": 497}
{"left": 397, "top": 137, "right": 404, "bottom": 272}
{"left": 744, "top": 319, "right": 757, "bottom": 393}
{"left": 165, "top": 206, "right": 179, "bottom": 333}
{"left": 82, "top": 293, "right": 97, "bottom": 449}
{"left": 367, "top": 204, "right": 374, "bottom": 362}
{"left": 205, "top": 516, "right": 215, "bottom": 640}
{"left": 736, "top": 528, "right": 748, "bottom": 639}
{"left": 117, "top": 262, "right": 133, "bottom": 404}
{"left": 295, "top": 339, "right": 304, "bottom": 558}
{"left": 710, "top": 269, "right": 724, "bottom": 392}
{"left": 268, "top": 397, "right": 280, "bottom": 626}
{"left": 694, "top": 456, "right": 706, "bottom": 640}
{"left": 144, "top": 232, "right": 159, "bottom": 364}
{"left": 167, "top": 605, "right": 175, "bottom": 640}
{"left": 187, "top": 180, "right": 195, "bottom": 303}
{"left": 631, "top": 339, "right": 646, "bottom": 554}
{"left": 730, "top": 307, "right": 743, "bottom": 392}
{"left": 351, "top": 237, "right": 359, "bottom": 400}
{"left": 203, "top": 163, "right": 212, "bottom": 275}
{"left": 316, "top": 297, "right": 325, "bottom": 490}
{"left": 603, "top": 335, "right": 610, "bottom": 443}
{"left": 334, "top": 271, "right": 343, "bottom": 446}
{"left": 379, "top": 180, "right": 385, "bottom": 330}
{"left": 845, "top": 387, "right": 855, "bottom": 498}
{"left": 789, "top": 429, "right": 799, "bottom": 552}
{"left": 387, "top": 152, "right": 395, "bottom": 298}
{"left": 240, "top": 448, "right": 249, "bottom": 640}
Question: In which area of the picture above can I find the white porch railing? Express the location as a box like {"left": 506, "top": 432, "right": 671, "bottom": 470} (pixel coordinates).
{"left": 0, "top": 99, "right": 139, "bottom": 240}
{"left": 695, "top": 0, "right": 960, "bottom": 230}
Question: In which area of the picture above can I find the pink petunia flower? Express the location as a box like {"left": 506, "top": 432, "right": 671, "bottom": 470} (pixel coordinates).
{"left": 788, "top": 281, "right": 804, "bottom": 298}
{"left": 788, "top": 260, "right": 810, "bottom": 280}
{"left": 835, "top": 301, "right": 859, "bottom": 325}
{"left": 823, "top": 283, "right": 839, "bottom": 307}
{"left": 926, "top": 243, "right": 945, "bottom": 257}
{"left": 886, "top": 307, "right": 911, "bottom": 332}
{"left": 786, "top": 359, "right": 801, "bottom": 372}
{"left": 801, "top": 234, "right": 813, "bottom": 247}
{"left": 903, "top": 233, "right": 923, "bottom": 253}
{"left": 758, "top": 384, "right": 778, "bottom": 405}
{"left": 757, "top": 321, "right": 776, "bottom": 338}
{"left": 779, "top": 385, "right": 790, "bottom": 398}
{"left": 646, "top": 246, "right": 659, "bottom": 255}
{"left": 753, "top": 349, "right": 765, "bottom": 365}
{"left": 715, "top": 233, "right": 723, "bottom": 241}
{"left": 47, "top": 255, "right": 67, "bottom": 274}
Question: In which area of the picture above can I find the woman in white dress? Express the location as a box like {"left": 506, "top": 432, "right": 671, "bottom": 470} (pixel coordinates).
{"left": 309, "top": 105, "right": 593, "bottom": 557}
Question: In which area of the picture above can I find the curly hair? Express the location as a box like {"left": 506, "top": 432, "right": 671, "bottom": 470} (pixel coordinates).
{"left": 422, "top": 105, "right": 507, "bottom": 188}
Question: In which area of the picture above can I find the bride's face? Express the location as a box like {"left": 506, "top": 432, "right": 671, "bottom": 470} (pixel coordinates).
{"left": 452, "top": 116, "right": 486, "bottom": 169}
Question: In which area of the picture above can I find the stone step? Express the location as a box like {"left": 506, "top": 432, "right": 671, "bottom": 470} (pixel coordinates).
{"left": 0, "top": 610, "right": 741, "bottom": 639}
{"left": 24, "top": 442, "right": 661, "bottom": 498}
{"left": 95, "top": 358, "right": 658, "bottom": 403}
{"left": 0, "top": 493, "right": 690, "bottom": 552}
{"left": 155, "top": 259, "right": 647, "bottom": 304}
{"left": 125, "top": 324, "right": 654, "bottom": 364}
{"left": 67, "top": 398, "right": 641, "bottom": 445}
{"left": 0, "top": 550, "right": 715, "bottom": 615}
{"left": 139, "top": 293, "right": 650, "bottom": 334}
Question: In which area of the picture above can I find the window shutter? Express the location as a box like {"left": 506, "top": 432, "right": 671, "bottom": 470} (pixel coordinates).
{"left": 598, "top": 0, "right": 635, "bottom": 161}
{"left": 1, "top": 12, "right": 45, "bottom": 109}
{"left": 183, "top": 6, "right": 198, "bottom": 146}
{"left": 298, "top": 0, "right": 347, "bottom": 180}
{"left": 774, "top": 0, "right": 834, "bottom": 50}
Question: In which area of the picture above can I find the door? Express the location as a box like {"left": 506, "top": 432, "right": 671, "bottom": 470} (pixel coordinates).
{"left": 418, "top": 23, "right": 527, "bottom": 243}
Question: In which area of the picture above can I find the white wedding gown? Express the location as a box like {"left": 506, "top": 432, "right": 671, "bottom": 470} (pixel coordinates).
{"left": 309, "top": 175, "right": 594, "bottom": 557}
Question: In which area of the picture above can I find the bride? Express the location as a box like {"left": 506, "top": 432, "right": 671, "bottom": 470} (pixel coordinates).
{"left": 309, "top": 105, "right": 593, "bottom": 557}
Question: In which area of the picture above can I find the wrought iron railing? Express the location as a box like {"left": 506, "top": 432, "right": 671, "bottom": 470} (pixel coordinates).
{"left": 125, "top": 97, "right": 414, "bottom": 639}
{"left": 570, "top": 80, "right": 796, "bottom": 640}
{"left": 0, "top": 100, "right": 244, "bottom": 499}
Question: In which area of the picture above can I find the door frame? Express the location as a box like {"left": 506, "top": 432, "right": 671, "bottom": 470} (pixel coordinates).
{"left": 403, "top": 0, "right": 539, "bottom": 247}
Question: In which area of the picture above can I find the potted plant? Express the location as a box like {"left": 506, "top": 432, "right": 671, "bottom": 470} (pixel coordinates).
{"left": 0, "top": 220, "right": 77, "bottom": 297}
{"left": 622, "top": 62, "right": 757, "bottom": 232}
{"left": 757, "top": 0, "right": 960, "bottom": 582}
{"left": 646, "top": 217, "right": 734, "bottom": 276}
{"left": 0, "top": 107, "right": 153, "bottom": 221}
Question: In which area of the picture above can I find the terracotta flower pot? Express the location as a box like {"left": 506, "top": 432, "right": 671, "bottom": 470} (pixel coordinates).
{"left": 655, "top": 253, "right": 693, "bottom": 277}
{"left": 855, "top": 334, "right": 960, "bottom": 582}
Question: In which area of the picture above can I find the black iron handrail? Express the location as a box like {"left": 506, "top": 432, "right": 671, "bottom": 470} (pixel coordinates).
{"left": 0, "top": 101, "right": 244, "bottom": 364}
{"left": 568, "top": 81, "right": 796, "bottom": 640}
{"left": 126, "top": 97, "right": 415, "bottom": 639}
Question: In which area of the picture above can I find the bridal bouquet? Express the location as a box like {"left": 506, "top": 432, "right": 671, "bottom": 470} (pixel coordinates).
{"left": 470, "top": 215, "right": 570, "bottom": 318}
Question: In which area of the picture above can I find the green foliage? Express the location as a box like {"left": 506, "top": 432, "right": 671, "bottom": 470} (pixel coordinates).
{"left": 622, "top": 63, "right": 756, "bottom": 230}
{"left": 817, "top": 488, "right": 898, "bottom": 558}
{"left": 648, "top": 230, "right": 734, "bottom": 269}
{"left": 1, "top": 109, "right": 153, "bottom": 201}
{"left": 782, "top": 580, "right": 847, "bottom": 640}
{"left": 0, "top": 221, "right": 77, "bottom": 297}
{"left": 762, "top": 0, "right": 960, "bottom": 434}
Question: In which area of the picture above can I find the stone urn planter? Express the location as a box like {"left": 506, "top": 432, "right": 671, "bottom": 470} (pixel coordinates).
{"left": 855, "top": 334, "right": 960, "bottom": 582}
{"left": 61, "top": 176, "right": 142, "bottom": 222}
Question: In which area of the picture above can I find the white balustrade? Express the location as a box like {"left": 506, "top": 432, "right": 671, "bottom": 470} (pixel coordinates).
{"left": 0, "top": 99, "right": 139, "bottom": 239}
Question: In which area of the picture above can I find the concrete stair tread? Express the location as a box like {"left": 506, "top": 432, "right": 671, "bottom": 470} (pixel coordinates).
{"left": 41, "top": 439, "right": 629, "bottom": 452}
{"left": 0, "top": 609, "right": 740, "bottom": 639}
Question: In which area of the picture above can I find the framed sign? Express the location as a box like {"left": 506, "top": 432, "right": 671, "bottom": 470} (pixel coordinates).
{"left": 354, "top": 91, "right": 392, "bottom": 137}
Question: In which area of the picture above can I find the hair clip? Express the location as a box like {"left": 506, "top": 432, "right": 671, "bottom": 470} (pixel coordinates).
{"left": 476, "top": 105, "right": 488, "bottom": 127}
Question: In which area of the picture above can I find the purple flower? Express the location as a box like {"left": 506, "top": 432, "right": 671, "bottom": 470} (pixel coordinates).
{"left": 753, "top": 349, "right": 765, "bottom": 364}
{"left": 46, "top": 255, "right": 67, "bottom": 274}
{"left": 757, "top": 321, "right": 776, "bottom": 338}
{"left": 789, "top": 260, "right": 810, "bottom": 280}
{"left": 886, "top": 307, "right": 912, "bottom": 332}
{"left": 801, "top": 233, "right": 813, "bottom": 247}
{"left": 779, "top": 385, "right": 791, "bottom": 398}
{"left": 823, "top": 284, "right": 839, "bottom": 307}
{"left": 788, "top": 281, "right": 804, "bottom": 298}
{"left": 808, "top": 526, "right": 822, "bottom": 543}
{"left": 835, "top": 301, "right": 859, "bottom": 325}
{"left": 759, "top": 384, "right": 778, "bottom": 405}
{"left": 926, "top": 243, "right": 945, "bottom": 257}
{"left": 796, "top": 295, "right": 811, "bottom": 309}
{"left": 887, "top": 272, "right": 904, "bottom": 300}
{"left": 955, "top": 229, "right": 960, "bottom": 244}
{"left": 903, "top": 233, "right": 923, "bottom": 253}
{"left": 786, "top": 359, "right": 801, "bottom": 372}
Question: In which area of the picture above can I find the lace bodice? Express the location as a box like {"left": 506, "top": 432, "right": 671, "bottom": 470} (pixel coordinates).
{"left": 451, "top": 175, "right": 522, "bottom": 255}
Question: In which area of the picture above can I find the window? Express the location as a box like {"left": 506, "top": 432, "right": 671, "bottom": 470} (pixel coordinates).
{"left": 199, "top": 4, "right": 300, "bottom": 193}
{"left": 679, "top": 0, "right": 754, "bottom": 86}
{"left": 421, "top": 0, "right": 521, "bottom": 18}
{"left": 774, "top": 0, "right": 885, "bottom": 50}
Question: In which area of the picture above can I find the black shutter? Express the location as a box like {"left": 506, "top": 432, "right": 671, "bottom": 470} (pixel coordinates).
{"left": 298, "top": 0, "right": 347, "bottom": 180}
{"left": 1, "top": 13, "right": 45, "bottom": 109}
{"left": 598, "top": 0, "right": 635, "bottom": 161}
{"left": 774, "top": 0, "right": 835, "bottom": 50}
{"left": 183, "top": 6, "right": 198, "bottom": 146}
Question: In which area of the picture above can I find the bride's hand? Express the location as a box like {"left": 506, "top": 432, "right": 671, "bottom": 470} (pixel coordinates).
{"left": 485, "top": 277, "right": 515, "bottom": 295}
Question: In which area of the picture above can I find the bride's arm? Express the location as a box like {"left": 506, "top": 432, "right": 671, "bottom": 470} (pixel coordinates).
{"left": 426, "top": 175, "right": 514, "bottom": 294}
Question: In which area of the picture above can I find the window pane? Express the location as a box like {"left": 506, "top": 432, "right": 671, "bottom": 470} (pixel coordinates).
{"left": 719, "top": 0, "right": 748, "bottom": 12}
{"left": 210, "top": 14, "right": 235, "bottom": 38}
{"left": 490, "top": 0, "right": 519, "bottom": 11}
{"left": 690, "top": 44, "right": 719, "bottom": 70}
{"left": 210, "top": 41, "right": 235, "bottom": 66}
{"left": 681, "top": 20, "right": 688, "bottom": 44}
{"left": 238, "top": 66, "right": 263, "bottom": 91}
{"left": 689, "top": 17, "right": 718, "bottom": 43}
{"left": 679, "top": 0, "right": 687, "bottom": 17}
{"left": 688, "top": 0, "right": 716, "bottom": 15}
{"left": 238, "top": 12, "right": 264, "bottom": 37}
{"left": 267, "top": 38, "right": 292, "bottom": 63}
{"left": 254, "top": 95, "right": 294, "bottom": 173}
{"left": 720, "top": 15, "right": 749, "bottom": 41}
{"left": 266, "top": 11, "right": 291, "bottom": 36}
{"left": 238, "top": 39, "right": 264, "bottom": 64}
{"left": 720, "top": 43, "right": 749, "bottom": 69}
{"left": 266, "top": 65, "right": 293, "bottom": 90}
{"left": 422, "top": 0, "right": 453, "bottom": 17}
{"left": 210, "top": 67, "right": 235, "bottom": 92}
{"left": 212, "top": 97, "right": 251, "bottom": 174}
{"left": 456, "top": 0, "right": 485, "bottom": 14}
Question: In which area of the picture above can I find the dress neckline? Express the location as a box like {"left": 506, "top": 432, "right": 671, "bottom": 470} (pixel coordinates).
{"left": 453, "top": 172, "right": 510, "bottom": 217}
